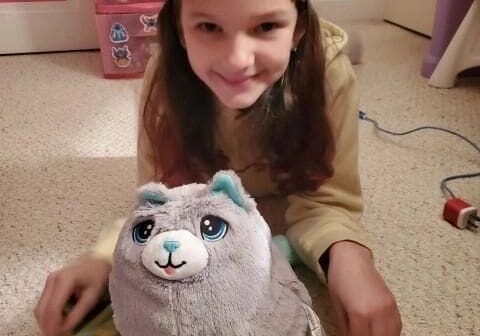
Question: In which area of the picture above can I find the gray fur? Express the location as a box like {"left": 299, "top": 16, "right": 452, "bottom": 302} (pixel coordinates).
{"left": 110, "top": 170, "right": 317, "bottom": 336}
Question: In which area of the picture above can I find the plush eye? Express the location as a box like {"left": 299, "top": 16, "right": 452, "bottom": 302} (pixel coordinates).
{"left": 200, "top": 215, "right": 228, "bottom": 242}
{"left": 132, "top": 219, "right": 155, "bottom": 245}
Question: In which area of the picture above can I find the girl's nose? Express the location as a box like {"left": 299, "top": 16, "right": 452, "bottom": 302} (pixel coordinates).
{"left": 224, "top": 34, "right": 255, "bottom": 71}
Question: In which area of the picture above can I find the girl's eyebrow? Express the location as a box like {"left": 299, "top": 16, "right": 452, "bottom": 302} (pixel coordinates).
{"left": 188, "top": 11, "right": 216, "bottom": 20}
{"left": 251, "top": 10, "right": 291, "bottom": 21}
{"left": 187, "top": 10, "right": 290, "bottom": 21}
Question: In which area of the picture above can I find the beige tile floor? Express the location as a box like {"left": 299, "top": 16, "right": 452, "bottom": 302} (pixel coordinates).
{"left": 1, "top": 21, "right": 479, "bottom": 335}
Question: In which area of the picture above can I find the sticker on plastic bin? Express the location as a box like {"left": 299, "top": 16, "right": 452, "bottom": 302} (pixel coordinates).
{"left": 110, "top": 23, "right": 129, "bottom": 43}
{"left": 140, "top": 14, "right": 158, "bottom": 33}
{"left": 112, "top": 45, "right": 132, "bottom": 68}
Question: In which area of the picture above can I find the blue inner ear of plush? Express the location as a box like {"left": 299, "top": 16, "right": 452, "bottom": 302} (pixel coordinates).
{"left": 140, "top": 190, "right": 168, "bottom": 205}
{"left": 211, "top": 174, "right": 245, "bottom": 209}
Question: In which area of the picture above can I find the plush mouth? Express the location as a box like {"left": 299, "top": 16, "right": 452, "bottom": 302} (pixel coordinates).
{"left": 155, "top": 253, "right": 186, "bottom": 275}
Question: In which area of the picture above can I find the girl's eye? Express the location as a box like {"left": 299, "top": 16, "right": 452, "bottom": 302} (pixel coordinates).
{"left": 132, "top": 219, "right": 155, "bottom": 245}
{"left": 198, "top": 22, "right": 221, "bottom": 33}
{"left": 257, "top": 22, "right": 279, "bottom": 33}
{"left": 200, "top": 215, "right": 229, "bottom": 242}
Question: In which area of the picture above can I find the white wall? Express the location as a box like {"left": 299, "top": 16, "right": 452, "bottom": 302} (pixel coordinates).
{"left": 312, "top": 0, "right": 387, "bottom": 22}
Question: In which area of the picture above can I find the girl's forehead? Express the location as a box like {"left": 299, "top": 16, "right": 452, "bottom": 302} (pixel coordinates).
{"left": 181, "top": 0, "right": 297, "bottom": 19}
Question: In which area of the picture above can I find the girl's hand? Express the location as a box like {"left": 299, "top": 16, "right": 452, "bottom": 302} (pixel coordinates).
{"left": 34, "top": 256, "right": 111, "bottom": 336}
{"left": 327, "top": 241, "right": 402, "bottom": 336}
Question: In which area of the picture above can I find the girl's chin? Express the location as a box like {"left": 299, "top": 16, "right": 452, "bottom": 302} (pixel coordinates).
{"left": 217, "top": 96, "right": 260, "bottom": 110}
{"left": 214, "top": 88, "right": 267, "bottom": 110}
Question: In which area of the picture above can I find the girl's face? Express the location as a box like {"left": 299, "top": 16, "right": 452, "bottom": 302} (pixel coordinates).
{"left": 180, "top": 0, "right": 302, "bottom": 110}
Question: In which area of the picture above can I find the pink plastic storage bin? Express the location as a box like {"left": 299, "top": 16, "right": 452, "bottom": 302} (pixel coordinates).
{"left": 94, "top": 0, "right": 165, "bottom": 79}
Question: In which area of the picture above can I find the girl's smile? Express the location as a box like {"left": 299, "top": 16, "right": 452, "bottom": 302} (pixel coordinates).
{"left": 213, "top": 72, "right": 260, "bottom": 93}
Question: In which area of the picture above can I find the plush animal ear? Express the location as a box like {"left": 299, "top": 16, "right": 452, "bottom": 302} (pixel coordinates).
{"left": 137, "top": 182, "right": 169, "bottom": 206}
{"left": 209, "top": 171, "right": 254, "bottom": 211}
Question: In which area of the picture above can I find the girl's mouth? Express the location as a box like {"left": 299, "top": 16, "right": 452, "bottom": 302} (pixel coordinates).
{"left": 216, "top": 72, "right": 259, "bottom": 89}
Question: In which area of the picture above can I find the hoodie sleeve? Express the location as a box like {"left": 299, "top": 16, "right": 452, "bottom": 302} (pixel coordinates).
{"left": 285, "top": 51, "right": 371, "bottom": 280}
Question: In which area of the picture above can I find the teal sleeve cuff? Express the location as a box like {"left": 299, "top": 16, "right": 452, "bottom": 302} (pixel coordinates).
{"left": 272, "top": 235, "right": 302, "bottom": 266}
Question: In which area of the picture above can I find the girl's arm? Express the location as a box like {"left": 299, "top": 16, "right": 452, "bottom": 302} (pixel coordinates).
{"left": 285, "top": 52, "right": 371, "bottom": 279}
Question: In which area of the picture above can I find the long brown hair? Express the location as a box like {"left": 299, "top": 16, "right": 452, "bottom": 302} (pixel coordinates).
{"left": 143, "top": 0, "right": 335, "bottom": 193}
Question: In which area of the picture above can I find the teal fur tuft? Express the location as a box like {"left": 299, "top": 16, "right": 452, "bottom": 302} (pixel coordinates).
{"left": 211, "top": 174, "right": 245, "bottom": 209}
{"left": 272, "top": 235, "right": 302, "bottom": 266}
{"left": 140, "top": 191, "right": 167, "bottom": 205}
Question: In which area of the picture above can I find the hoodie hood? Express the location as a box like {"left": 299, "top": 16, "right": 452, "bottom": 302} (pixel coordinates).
{"left": 320, "top": 18, "right": 350, "bottom": 66}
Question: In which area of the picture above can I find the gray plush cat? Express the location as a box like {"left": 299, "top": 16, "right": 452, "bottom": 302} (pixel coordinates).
{"left": 109, "top": 170, "right": 326, "bottom": 336}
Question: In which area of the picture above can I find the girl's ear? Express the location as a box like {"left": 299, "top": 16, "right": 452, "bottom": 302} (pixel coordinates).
{"left": 293, "top": 10, "right": 307, "bottom": 49}
{"left": 209, "top": 171, "right": 255, "bottom": 212}
{"left": 137, "top": 182, "right": 169, "bottom": 206}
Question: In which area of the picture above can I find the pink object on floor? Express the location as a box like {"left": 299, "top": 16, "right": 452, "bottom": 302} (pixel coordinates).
{"left": 94, "top": 0, "right": 165, "bottom": 79}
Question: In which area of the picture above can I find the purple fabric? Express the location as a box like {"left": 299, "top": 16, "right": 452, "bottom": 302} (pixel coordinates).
{"left": 421, "top": 0, "right": 474, "bottom": 78}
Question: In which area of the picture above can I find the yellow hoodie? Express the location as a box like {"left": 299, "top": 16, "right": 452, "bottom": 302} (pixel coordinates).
{"left": 90, "top": 19, "right": 371, "bottom": 279}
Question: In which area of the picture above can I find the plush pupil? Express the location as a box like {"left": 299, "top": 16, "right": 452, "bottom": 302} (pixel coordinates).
{"left": 200, "top": 215, "right": 228, "bottom": 242}
{"left": 133, "top": 219, "right": 155, "bottom": 244}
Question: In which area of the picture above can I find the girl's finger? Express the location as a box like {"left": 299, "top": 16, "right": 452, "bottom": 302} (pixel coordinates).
{"left": 370, "top": 312, "right": 402, "bottom": 336}
{"left": 330, "top": 296, "right": 349, "bottom": 336}
{"left": 62, "top": 287, "right": 99, "bottom": 332}
{"left": 34, "top": 272, "right": 57, "bottom": 331}
{"left": 42, "top": 275, "right": 76, "bottom": 335}
{"left": 348, "top": 314, "right": 371, "bottom": 336}
{"left": 370, "top": 318, "right": 389, "bottom": 336}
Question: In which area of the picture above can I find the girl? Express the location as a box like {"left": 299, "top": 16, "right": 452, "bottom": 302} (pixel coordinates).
{"left": 35, "top": 0, "right": 402, "bottom": 335}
